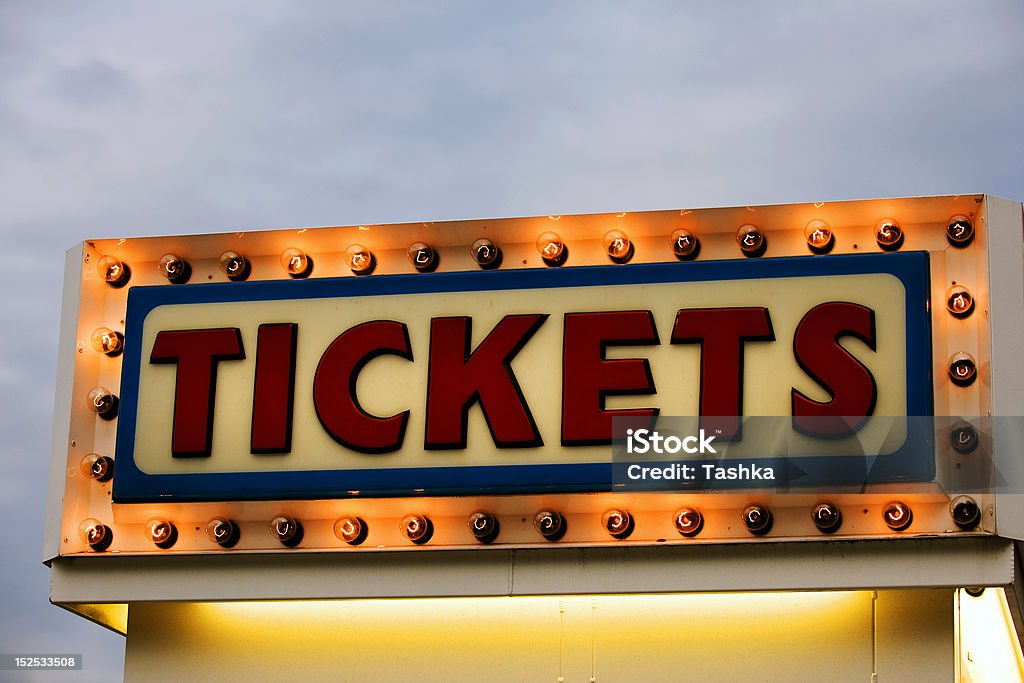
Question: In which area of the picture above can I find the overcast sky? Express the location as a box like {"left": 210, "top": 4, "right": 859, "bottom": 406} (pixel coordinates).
{"left": 1, "top": 2, "right": 1022, "bottom": 681}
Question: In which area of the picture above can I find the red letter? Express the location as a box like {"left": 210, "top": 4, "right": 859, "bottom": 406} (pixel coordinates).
{"left": 671, "top": 308, "right": 774, "bottom": 438}
{"left": 150, "top": 328, "right": 245, "bottom": 457}
{"left": 251, "top": 323, "right": 297, "bottom": 454}
{"left": 425, "top": 314, "right": 547, "bottom": 449}
{"left": 314, "top": 321, "right": 413, "bottom": 454}
{"left": 792, "top": 302, "right": 877, "bottom": 438}
{"left": 561, "top": 311, "right": 660, "bottom": 446}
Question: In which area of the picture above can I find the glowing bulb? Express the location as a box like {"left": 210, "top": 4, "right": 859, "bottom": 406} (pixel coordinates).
{"left": 950, "top": 420, "right": 979, "bottom": 454}
{"left": 270, "top": 515, "right": 303, "bottom": 546}
{"left": 946, "top": 215, "right": 974, "bottom": 246}
{"left": 467, "top": 511, "right": 500, "bottom": 544}
{"left": 407, "top": 242, "right": 437, "bottom": 271}
{"left": 86, "top": 387, "right": 117, "bottom": 419}
{"left": 602, "top": 509, "right": 634, "bottom": 539}
{"left": 533, "top": 510, "right": 566, "bottom": 541}
{"left": 205, "top": 518, "right": 240, "bottom": 548}
{"left": 334, "top": 516, "right": 368, "bottom": 545}
{"left": 158, "top": 253, "right": 190, "bottom": 283}
{"left": 811, "top": 502, "right": 842, "bottom": 534}
{"left": 345, "top": 244, "right": 375, "bottom": 275}
{"left": 742, "top": 504, "right": 772, "bottom": 536}
{"left": 470, "top": 238, "right": 500, "bottom": 268}
{"left": 536, "top": 231, "right": 565, "bottom": 265}
{"left": 90, "top": 327, "right": 123, "bottom": 356}
{"left": 874, "top": 218, "right": 903, "bottom": 250}
{"left": 96, "top": 255, "right": 130, "bottom": 287}
{"left": 945, "top": 285, "right": 974, "bottom": 317}
{"left": 79, "top": 453, "right": 113, "bottom": 482}
{"left": 950, "top": 496, "right": 980, "bottom": 530}
{"left": 218, "top": 251, "right": 249, "bottom": 281}
{"left": 948, "top": 351, "right": 977, "bottom": 385}
{"left": 736, "top": 224, "right": 765, "bottom": 257}
{"left": 401, "top": 514, "right": 433, "bottom": 544}
{"left": 280, "top": 248, "right": 311, "bottom": 278}
{"left": 145, "top": 518, "right": 178, "bottom": 549}
{"left": 79, "top": 518, "right": 112, "bottom": 551}
{"left": 673, "top": 508, "right": 704, "bottom": 537}
{"left": 882, "top": 502, "right": 912, "bottom": 531}
{"left": 804, "top": 219, "right": 834, "bottom": 253}
{"left": 602, "top": 229, "right": 633, "bottom": 263}
{"left": 670, "top": 229, "right": 699, "bottom": 260}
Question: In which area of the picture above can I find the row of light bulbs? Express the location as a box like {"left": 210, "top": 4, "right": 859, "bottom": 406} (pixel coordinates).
{"left": 77, "top": 497, "right": 981, "bottom": 552}
{"left": 93, "top": 215, "right": 977, "bottom": 287}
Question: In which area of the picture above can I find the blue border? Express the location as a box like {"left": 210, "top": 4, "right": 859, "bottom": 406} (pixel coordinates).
{"left": 112, "top": 253, "right": 933, "bottom": 502}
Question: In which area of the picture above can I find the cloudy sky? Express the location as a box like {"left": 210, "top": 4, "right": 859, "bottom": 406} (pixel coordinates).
{"left": 1, "top": 2, "right": 1021, "bottom": 680}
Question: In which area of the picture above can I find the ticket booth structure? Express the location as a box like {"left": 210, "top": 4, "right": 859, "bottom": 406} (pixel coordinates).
{"left": 44, "top": 194, "right": 1024, "bottom": 682}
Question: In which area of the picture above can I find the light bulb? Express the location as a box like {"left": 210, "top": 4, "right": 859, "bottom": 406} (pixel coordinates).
{"left": 601, "top": 509, "right": 634, "bottom": 539}
{"left": 743, "top": 504, "right": 772, "bottom": 536}
{"left": 673, "top": 508, "right": 704, "bottom": 537}
{"left": 280, "top": 248, "right": 311, "bottom": 278}
{"left": 467, "top": 511, "right": 500, "bottom": 544}
{"left": 79, "top": 453, "right": 113, "bottom": 482}
{"left": 90, "top": 327, "right": 123, "bottom": 356}
{"left": 812, "top": 502, "right": 842, "bottom": 534}
{"left": 875, "top": 218, "right": 903, "bottom": 250}
{"left": 670, "top": 229, "right": 699, "bottom": 260}
{"left": 533, "top": 510, "right": 566, "bottom": 541}
{"left": 334, "top": 516, "right": 368, "bottom": 545}
{"left": 536, "top": 231, "right": 565, "bottom": 265}
{"left": 946, "top": 215, "right": 974, "bottom": 246}
{"left": 948, "top": 352, "right": 977, "bottom": 386}
{"left": 269, "top": 515, "right": 303, "bottom": 546}
{"left": 205, "top": 518, "right": 240, "bottom": 548}
{"left": 218, "top": 251, "right": 249, "bottom": 281}
{"left": 401, "top": 514, "right": 433, "bottom": 544}
{"left": 158, "top": 253, "right": 190, "bottom": 283}
{"left": 950, "top": 420, "right": 979, "bottom": 454}
{"left": 96, "top": 255, "right": 130, "bottom": 287}
{"left": 470, "top": 238, "right": 501, "bottom": 268}
{"left": 145, "top": 518, "right": 178, "bottom": 549}
{"left": 804, "top": 219, "right": 834, "bottom": 253}
{"left": 79, "top": 518, "right": 112, "bottom": 551}
{"left": 345, "top": 245, "right": 375, "bottom": 275}
{"left": 86, "top": 387, "right": 117, "bottom": 419}
{"left": 602, "top": 229, "right": 633, "bottom": 263}
{"left": 736, "top": 224, "right": 765, "bottom": 257}
{"left": 950, "top": 496, "right": 980, "bottom": 530}
{"left": 945, "top": 285, "right": 974, "bottom": 317}
{"left": 407, "top": 242, "right": 437, "bottom": 271}
{"left": 882, "top": 502, "right": 912, "bottom": 531}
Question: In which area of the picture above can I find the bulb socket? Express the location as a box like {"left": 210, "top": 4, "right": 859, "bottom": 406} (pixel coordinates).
{"left": 811, "top": 502, "right": 843, "bottom": 534}
{"left": 743, "top": 504, "right": 773, "bottom": 535}
{"left": 401, "top": 514, "right": 433, "bottom": 544}
{"left": 205, "top": 518, "right": 240, "bottom": 548}
{"left": 602, "top": 509, "right": 635, "bottom": 539}
{"left": 673, "top": 508, "right": 704, "bottom": 537}
{"left": 883, "top": 502, "right": 913, "bottom": 531}
{"left": 467, "top": 511, "right": 500, "bottom": 544}
{"left": 334, "top": 516, "right": 368, "bottom": 545}
{"left": 534, "top": 510, "right": 567, "bottom": 541}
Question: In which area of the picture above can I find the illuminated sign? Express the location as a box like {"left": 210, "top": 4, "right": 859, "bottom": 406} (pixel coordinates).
{"left": 113, "top": 252, "right": 931, "bottom": 502}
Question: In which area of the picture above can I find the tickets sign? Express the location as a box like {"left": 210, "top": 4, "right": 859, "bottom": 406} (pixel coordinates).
{"left": 112, "top": 253, "right": 932, "bottom": 502}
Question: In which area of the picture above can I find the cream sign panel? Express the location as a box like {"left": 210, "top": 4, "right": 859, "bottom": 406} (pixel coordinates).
{"left": 112, "top": 253, "right": 932, "bottom": 502}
